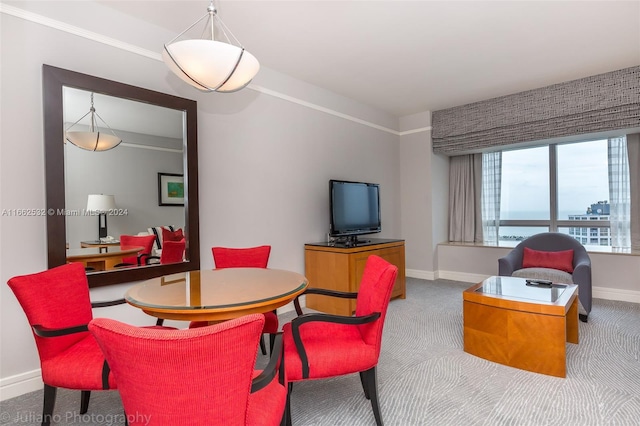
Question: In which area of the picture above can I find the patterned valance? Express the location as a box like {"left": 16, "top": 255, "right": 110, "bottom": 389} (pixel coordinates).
{"left": 432, "top": 66, "right": 640, "bottom": 155}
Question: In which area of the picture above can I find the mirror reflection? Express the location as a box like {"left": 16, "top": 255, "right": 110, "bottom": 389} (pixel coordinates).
{"left": 63, "top": 88, "right": 187, "bottom": 271}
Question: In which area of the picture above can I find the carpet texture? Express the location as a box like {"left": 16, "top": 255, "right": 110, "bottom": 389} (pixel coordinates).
{"left": 2, "top": 278, "right": 639, "bottom": 425}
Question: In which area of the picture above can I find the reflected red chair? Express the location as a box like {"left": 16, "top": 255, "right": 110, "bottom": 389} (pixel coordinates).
{"left": 190, "top": 245, "right": 276, "bottom": 355}
{"left": 145, "top": 239, "right": 185, "bottom": 265}
{"left": 117, "top": 234, "right": 156, "bottom": 266}
{"left": 283, "top": 255, "right": 398, "bottom": 426}
{"left": 6, "top": 262, "right": 176, "bottom": 426}
{"left": 89, "top": 314, "right": 288, "bottom": 426}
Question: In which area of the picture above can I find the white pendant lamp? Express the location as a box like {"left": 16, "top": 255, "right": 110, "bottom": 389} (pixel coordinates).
{"left": 162, "top": 1, "right": 259, "bottom": 93}
{"left": 65, "top": 93, "right": 122, "bottom": 151}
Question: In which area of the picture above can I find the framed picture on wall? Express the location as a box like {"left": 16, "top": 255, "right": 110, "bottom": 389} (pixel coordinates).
{"left": 158, "top": 173, "right": 184, "bottom": 206}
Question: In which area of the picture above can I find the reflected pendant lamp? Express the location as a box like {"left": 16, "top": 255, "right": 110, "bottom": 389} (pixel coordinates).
{"left": 162, "top": 1, "right": 259, "bottom": 93}
{"left": 65, "top": 93, "right": 122, "bottom": 151}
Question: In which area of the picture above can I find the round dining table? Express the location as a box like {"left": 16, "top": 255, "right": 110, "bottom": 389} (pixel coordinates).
{"left": 125, "top": 268, "right": 308, "bottom": 323}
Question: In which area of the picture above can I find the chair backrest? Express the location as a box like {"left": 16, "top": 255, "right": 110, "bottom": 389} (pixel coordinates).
{"left": 512, "top": 232, "right": 590, "bottom": 269}
{"left": 212, "top": 245, "right": 271, "bottom": 269}
{"left": 160, "top": 239, "right": 186, "bottom": 264}
{"left": 7, "top": 262, "right": 93, "bottom": 362}
{"left": 120, "top": 234, "right": 156, "bottom": 264}
{"left": 354, "top": 255, "right": 398, "bottom": 349}
{"left": 89, "top": 314, "right": 265, "bottom": 426}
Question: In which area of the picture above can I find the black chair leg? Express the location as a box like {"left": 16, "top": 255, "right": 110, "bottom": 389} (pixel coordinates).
{"left": 260, "top": 335, "right": 267, "bottom": 355}
{"left": 269, "top": 333, "right": 277, "bottom": 355}
{"left": 579, "top": 313, "right": 588, "bottom": 323}
{"left": 285, "top": 383, "right": 293, "bottom": 426}
{"left": 42, "top": 384, "right": 57, "bottom": 426}
{"left": 359, "top": 371, "right": 370, "bottom": 399}
{"left": 80, "top": 390, "right": 91, "bottom": 414}
{"left": 363, "top": 367, "right": 383, "bottom": 426}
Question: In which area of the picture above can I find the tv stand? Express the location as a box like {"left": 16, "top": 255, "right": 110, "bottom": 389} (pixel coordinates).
{"left": 333, "top": 235, "right": 371, "bottom": 247}
{"left": 304, "top": 238, "right": 405, "bottom": 316}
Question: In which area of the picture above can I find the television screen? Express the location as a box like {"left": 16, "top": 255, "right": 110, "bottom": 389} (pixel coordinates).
{"left": 330, "top": 180, "right": 381, "bottom": 238}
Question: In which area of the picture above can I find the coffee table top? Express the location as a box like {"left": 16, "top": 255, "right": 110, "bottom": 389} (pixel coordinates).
{"left": 464, "top": 276, "right": 578, "bottom": 315}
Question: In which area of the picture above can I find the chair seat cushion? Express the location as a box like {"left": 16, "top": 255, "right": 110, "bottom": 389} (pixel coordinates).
{"left": 247, "top": 370, "right": 287, "bottom": 426}
{"left": 512, "top": 267, "right": 573, "bottom": 284}
{"left": 283, "top": 322, "right": 378, "bottom": 382}
{"left": 40, "top": 334, "right": 116, "bottom": 390}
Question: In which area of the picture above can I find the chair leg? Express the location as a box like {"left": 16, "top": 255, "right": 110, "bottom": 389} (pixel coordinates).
{"left": 285, "top": 383, "right": 293, "bottom": 426}
{"left": 359, "top": 371, "right": 370, "bottom": 399}
{"left": 579, "top": 313, "right": 588, "bottom": 323}
{"left": 362, "top": 367, "right": 383, "bottom": 426}
{"left": 80, "top": 390, "right": 91, "bottom": 414}
{"left": 260, "top": 335, "right": 267, "bottom": 355}
{"left": 42, "top": 384, "right": 57, "bottom": 426}
{"left": 269, "top": 333, "right": 277, "bottom": 356}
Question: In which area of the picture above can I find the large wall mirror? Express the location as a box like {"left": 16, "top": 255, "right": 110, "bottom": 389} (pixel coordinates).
{"left": 43, "top": 65, "right": 200, "bottom": 287}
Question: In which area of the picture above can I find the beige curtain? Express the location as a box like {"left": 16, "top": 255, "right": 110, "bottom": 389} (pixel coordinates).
{"left": 448, "top": 154, "right": 483, "bottom": 242}
{"left": 627, "top": 133, "right": 640, "bottom": 250}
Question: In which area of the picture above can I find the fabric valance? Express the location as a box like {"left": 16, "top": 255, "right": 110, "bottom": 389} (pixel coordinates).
{"left": 432, "top": 66, "right": 640, "bottom": 155}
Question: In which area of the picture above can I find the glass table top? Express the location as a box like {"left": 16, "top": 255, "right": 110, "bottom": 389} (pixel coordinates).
{"left": 125, "top": 268, "right": 308, "bottom": 311}
{"left": 475, "top": 276, "right": 567, "bottom": 303}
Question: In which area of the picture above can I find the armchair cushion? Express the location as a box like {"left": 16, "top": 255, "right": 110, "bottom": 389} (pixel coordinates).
{"left": 522, "top": 247, "right": 574, "bottom": 273}
{"left": 512, "top": 267, "right": 573, "bottom": 284}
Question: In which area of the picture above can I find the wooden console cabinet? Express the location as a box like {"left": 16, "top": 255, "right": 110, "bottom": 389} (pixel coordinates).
{"left": 304, "top": 239, "right": 406, "bottom": 316}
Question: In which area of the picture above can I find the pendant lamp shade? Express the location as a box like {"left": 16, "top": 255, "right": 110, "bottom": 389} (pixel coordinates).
{"left": 162, "top": 2, "right": 259, "bottom": 93}
{"left": 163, "top": 40, "right": 259, "bottom": 93}
{"left": 65, "top": 131, "right": 122, "bottom": 152}
{"left": 65, "top": 92, "right": 122, "bottom": 151}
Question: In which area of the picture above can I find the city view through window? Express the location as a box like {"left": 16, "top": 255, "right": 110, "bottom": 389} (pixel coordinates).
{"left": 498, "top": 140, "right": 612, "bottom": 247}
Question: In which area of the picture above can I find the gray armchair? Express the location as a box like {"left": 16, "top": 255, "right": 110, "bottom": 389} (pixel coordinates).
{"left": 498, "top": 232, "right": 592, "bottom": 322}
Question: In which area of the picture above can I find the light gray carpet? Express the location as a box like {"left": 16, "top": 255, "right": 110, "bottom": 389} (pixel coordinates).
{"left": 2, "top": 278, "right": 639, "bottom": 425}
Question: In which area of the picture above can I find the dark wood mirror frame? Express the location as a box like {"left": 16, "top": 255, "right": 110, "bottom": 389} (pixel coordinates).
{"left": 43, "top": 64, "right": 200, "bottom": 288}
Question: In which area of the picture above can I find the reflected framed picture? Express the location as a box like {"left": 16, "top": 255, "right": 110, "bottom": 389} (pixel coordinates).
{"left": 158, "top": 173, "right": 184, "bottom": 206}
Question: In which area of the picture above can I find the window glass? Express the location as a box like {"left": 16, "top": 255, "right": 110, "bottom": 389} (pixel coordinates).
{"left": 557, "top": 140, "right": 609, "bottom": 220}
{"left": 500, "top": 146, "right": 549, "bottom": 220}
{"left": 499, "top": 226, "right": 549, "bottom": 246}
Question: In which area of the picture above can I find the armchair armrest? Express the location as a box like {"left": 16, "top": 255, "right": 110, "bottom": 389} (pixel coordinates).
{"left": 251, "top": 333, "right": 284, "bottom": 393}
{"left": 498, "top": 250, "right": 522, "bottom": 276}
{"left": 34, "top": 298, "right": 128, "bottom": 337}
{"left": 32, "top": 323, "right": 89, "bottom": 337}
{"left": 291, "top": 311, "right": 381, "bottom": 379}
{"left": 293, "top": 287, "right": 358, "bottom": 316}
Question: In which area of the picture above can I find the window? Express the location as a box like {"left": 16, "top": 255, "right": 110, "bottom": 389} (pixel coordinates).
{"left": 490, "top": 138, "right": 629, "bottom": 248}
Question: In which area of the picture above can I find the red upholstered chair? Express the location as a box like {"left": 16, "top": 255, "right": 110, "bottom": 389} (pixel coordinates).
{"left": 88, "top": 314, "right": 288, "bottom": 426}
{"left": 117, "top": 234, "right": 156, "bottom": 266}
{"left": 190, "top": 245, "right": 276, "bottom": 355}
{"left": 7, "top": 263, "right": 119, "bottom": 426}
{"left": 6, "top": 262, "right": 176, "bottom": 426}
{"left": 145, "top": 239, "right": 185, "bottom": 265}
{"left": 283, "top": 255, "right": 398, "bottom": 426}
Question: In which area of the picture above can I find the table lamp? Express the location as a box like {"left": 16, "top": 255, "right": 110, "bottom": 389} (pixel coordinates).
{"left": 86, "top": 194, "right": 116, "bottom": 239}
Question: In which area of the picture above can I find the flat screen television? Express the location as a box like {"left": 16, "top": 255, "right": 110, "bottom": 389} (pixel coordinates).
{"left": 329, "top": 179, "right": 381, "bottom": 242}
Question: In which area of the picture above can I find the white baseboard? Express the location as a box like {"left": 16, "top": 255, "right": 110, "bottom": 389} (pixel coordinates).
{"left": 409, "top": 269, "right": 640, "bottom": 304}
{"left": 592, "top": 286, "right": 640, "bottom": 304}
{"left": 0, "top": 369, "right": 43, "bottom": 401}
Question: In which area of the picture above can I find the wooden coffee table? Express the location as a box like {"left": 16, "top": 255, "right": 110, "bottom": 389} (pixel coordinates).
{"left": 463, "top": 276, "right": 579, "bottom": 378}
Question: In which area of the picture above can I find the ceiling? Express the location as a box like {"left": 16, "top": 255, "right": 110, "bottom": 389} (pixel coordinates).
{"left": 100, "top": 1, "right": 640, "bottom": 117}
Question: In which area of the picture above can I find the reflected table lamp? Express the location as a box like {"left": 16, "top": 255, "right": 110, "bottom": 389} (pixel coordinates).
{"left": 86, "top": 194, "right": 116, "bottom": 240}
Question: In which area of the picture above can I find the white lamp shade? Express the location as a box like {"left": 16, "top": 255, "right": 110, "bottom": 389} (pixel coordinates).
{"left": 163, "top": 39, "right": 259, "bottom": 92}
{"left": 86, "top": 194, "right": 117, "bottom": 212}
{"left": 66, "top": 131, "right": 122, "bottom": 151}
